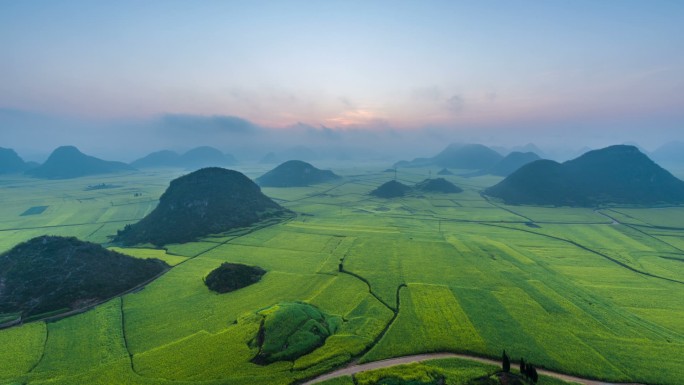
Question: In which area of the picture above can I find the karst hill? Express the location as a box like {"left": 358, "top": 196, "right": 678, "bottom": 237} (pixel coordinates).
{"left": 115, "top": 167, "right": 288, "bottom": 246}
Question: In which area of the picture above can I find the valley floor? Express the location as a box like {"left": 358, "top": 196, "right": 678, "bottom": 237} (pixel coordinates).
{"left": 0, "top": 166, "right": 682, "bottom": 385}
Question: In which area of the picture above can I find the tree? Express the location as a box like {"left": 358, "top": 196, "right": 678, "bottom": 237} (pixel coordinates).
{"left": 530, "top": 366, "right": 539, "bottom": 383}
{"left": 502, "top": 350, "right": 510, "bottom": 372}
{"left": 519, "top": 358, "right": 526, "bottom": 377}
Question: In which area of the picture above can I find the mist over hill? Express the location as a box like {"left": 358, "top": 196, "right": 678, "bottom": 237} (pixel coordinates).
{"left": 652, "top": 141, "right": 684, "bottom": 164}
{"left": 395, "top": 144, "right": 504, "bottom": 170}
{"left": 25, "top": 146, "right": 135, "bottom": 179}
{"left": 131, "top": 146, "right": 237, "bottom": 169}
{"left": 485, "top": 145, "right": 684, "bottom": 206}
{"left": 466, "top": 151, "right": 541, "bottom": 177}
{"left": 115, "top": 167, "right": 288, "bottom": 246}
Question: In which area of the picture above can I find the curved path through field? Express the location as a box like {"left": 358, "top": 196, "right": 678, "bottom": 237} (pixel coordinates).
{"left": 300, "top": 352, "right": 645, "bottom": 385}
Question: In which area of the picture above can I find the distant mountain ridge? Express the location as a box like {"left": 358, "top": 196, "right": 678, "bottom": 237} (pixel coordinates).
{"left": 395, "top": 143, "right": 503, "bottom": 170}
{"left": 25, "top": 146, "right": 134, "bottom": 179}
{"left": 131, "top": 146, "right": 237, "bottom": 169}
{"left": 484, "top": 145, "right": 684, "bottom": 206}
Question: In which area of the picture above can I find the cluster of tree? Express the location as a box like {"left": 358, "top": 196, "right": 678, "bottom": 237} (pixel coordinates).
{"left": 519, "top": 358, "right": 539, "bottom": 383}
{"left": 502, "top": 351, "right": 539, "bottom": 383}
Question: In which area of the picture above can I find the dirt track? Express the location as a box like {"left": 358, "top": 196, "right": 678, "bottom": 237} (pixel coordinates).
{"left": 299, "top": 352, "right": 645, "bottom": 385}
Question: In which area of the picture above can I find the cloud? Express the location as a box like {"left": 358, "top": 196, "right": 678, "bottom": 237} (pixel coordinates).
{"left": 445, "top": 95, "right": 465, "bottom": 112}
{"left": 411, "top": 86, "right": 443, "bottom": 102}
{"left": 339, "top": 97, "right": 355, "bottom": 109}
{"left": 158, "top": 114, "right": 259, "bottom": 134}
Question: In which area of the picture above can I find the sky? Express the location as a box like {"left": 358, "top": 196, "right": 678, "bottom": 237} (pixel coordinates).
{"left": 1, "top": 0, "right": 683, "bottom": 161}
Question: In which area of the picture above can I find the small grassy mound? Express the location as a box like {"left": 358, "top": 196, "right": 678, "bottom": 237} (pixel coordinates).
{"left": 252, "top": 302, "right": 341, "bottom": 364}
{"left": 204, "top": 263, "right": 265, "bottom": 293}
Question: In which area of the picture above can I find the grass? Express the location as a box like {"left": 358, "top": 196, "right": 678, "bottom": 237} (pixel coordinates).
{"left": 0, "top": 321, "right": 46, "bottom": 381}
{"left": 256, "top": 302, "right": 342, "bottom": 363}
{"left": 363, "top": 284, "right": 486, "bottom": 362}
{"left": 0, "top": 167, "right": 683, "bottom": 384}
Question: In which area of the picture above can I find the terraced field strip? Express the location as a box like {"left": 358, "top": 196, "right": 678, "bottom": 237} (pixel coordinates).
{"left": 482, "top": 223, "right": 684, "bottom": 285}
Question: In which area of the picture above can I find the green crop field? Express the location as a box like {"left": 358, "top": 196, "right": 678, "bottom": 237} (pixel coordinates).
{"left": 1, "top": 166, "right": 683, "bottom": 385}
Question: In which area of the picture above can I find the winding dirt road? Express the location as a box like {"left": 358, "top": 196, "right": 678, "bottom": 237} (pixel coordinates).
{"left": 300, "top": 352, "right": 645, "bottom": 385}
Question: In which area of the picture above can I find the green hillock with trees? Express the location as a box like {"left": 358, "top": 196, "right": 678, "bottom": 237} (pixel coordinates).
{"left": 252, "top": 302, "right": 342, "bottom": 364}
{"left": 204, "top": 263, "right": 266, "bottom": 293}
{"left": 115, "top": 167, "right": 289, "bottom": 246}
{"left": 0, "top": 236, "right": 168, "bottom": 319}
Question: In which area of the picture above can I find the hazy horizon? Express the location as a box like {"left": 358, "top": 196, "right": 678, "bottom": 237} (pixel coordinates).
{"left": 2, "top": 1, "right": 683, "bottom": 162}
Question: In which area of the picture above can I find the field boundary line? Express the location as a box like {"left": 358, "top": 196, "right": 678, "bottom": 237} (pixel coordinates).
{"left": 27, "top": 322, "right": 49, "bottom": 374}
{"left": 481, "top": 223, "right": 684, "bottom": 285}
